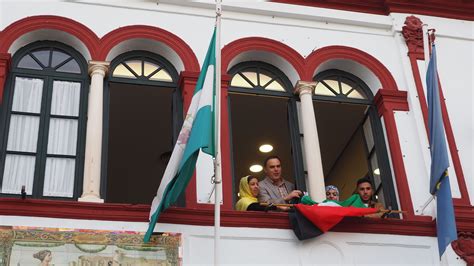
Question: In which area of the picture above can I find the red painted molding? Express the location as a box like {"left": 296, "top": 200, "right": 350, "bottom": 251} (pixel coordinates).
{"left": 0, "top": 53, "right": 11, "bottom": 104}
{"left": 179, "top": 72, "right": 234, "bottom": 210}
{"left": 374, "top": 89, "right": 417, "bottom": 220}
{"left": 452, "top": 232, "right": 474, "bottom": 265}
{"left": 0, "top": 198, "right": 438, "bottom": 236}
{"left": 220, "top": 75, "right": 234, "bottom": 210}
{"left": 305, "top": 46, "right": 399, "bottom": 90}
{"left": 0, "top": 16, "right": 100, "bottom": 59}
{"left": 402, "top": 16, "right": 424, "bottom": 57}
{"left": 402, "top": 16, "right": 471, "bottom": 205}
{"left": 270, "top": 0, "right": 474, "bottom": 21}
{"left": 388, "top": 0, "right": 474, "bottom": 22}
{"left": 0, "top": 16, "right": 200, "bottom": 72}
{"left": 99, "top": 26, "right": 200, "bottom": 72}
{"left": 221, "top": 37, "right": 306, "bottom": 78}
{"left": 0, "top": 198, "right": 472, "bottom": 236}
{"left": 374, "top": 89, "right": 409, "bottom": 116}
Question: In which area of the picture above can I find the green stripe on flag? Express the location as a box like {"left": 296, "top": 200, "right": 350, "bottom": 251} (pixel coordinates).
{"left": 144, "top": 27, "right": 217, "bottom": 242}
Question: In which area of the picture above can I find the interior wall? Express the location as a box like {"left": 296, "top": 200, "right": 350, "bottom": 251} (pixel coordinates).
{"left": 325, "top": 128, "right": 369, "bottom": 200}
{"left": 106, "top": 82, "right": 173, "bottom": 204}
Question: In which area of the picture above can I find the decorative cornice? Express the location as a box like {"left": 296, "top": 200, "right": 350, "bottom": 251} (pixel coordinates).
{"left": 402, "top": 15, "right": 424, "bottom": 56}
{"left": 294, "top": 80, "right": 316, "bottom": 96}
{"left": 0, "top": 198, "right": 472, "bottom": 236}
{"left": 0, "top": 198, "right": 432, "bottom": 236}
{"left": 374, "top": 89, "right": 409, "bottom": 116}
{"left": 88, "top": 61, "right": 110, "bottom": 76}
{"left": 270, "top": 0, "right": 474, "bottom": 21}
{"left": 452, "top": 231, "right": 474, "bottom": 265}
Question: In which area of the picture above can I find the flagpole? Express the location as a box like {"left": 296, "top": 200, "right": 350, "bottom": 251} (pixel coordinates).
{"left": 422, "top": 24, "right": 430, "bottom": 72}
{"left": 214, "top": 0, "right": 222, "bottom": 265}
{"left": 417, "top": 23, "right": 436, "bottom": 217}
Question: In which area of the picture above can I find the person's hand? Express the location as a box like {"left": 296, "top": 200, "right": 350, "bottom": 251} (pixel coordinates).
{"left": 284, "top": 190, "right": 302, "bottom": 201}
{"left": 277, "top": 206, "right": 290, "bottom": 212}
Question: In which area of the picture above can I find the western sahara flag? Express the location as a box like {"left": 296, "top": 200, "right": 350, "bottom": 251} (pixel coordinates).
{"left": 144, "top": 28, "right": 216, "bottom": 242}
{"left": 290, "top": 195, "right": 378, "bottom": 240}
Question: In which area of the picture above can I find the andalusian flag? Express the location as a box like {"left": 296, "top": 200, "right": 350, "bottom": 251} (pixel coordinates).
{"left": 426, "top": 44, "right": 457, "bottom": 258}
{"left": 144, "top": 28, "right": 217, "bottom": 242}
{"left": 290, "top": 195, "right": 378, "bottom": 240}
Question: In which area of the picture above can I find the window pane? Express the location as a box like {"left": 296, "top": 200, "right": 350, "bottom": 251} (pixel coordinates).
{"left": 370, "top": 151, "right": 381, "bottom": 188}
{"left": 43, "top": 157, "right": 75, "bottom": 197}
{"left": 341, "top": 81, "right": 353, "bottom": 95}
{"left": 265, "top": 80, "right": 285, "bottom": 92}
{"left": 12, "top": 77, "right": 43, "bottom": 113}
{"left": 347, "top": 89, "right": 366, "bottom": 99}
{"left": 32, "top": 50, "right": 50, "bottom": 67}
{"left": 363, "top": 117, "right": 374, "bottom": 151}
{"left": 1, "top": 154, "right": 35, "bottom": 195}
{"left": 241, "top": 72, "right": 257, "bottom": 87}
{"left": 56, "top": 59, "right": 81, "bottom": 74}
{"left": 125, "top": 60, "right": 142, "bottom": 76}
{"left": 7, "top": 115, "right": 40, "bottom": 152}
{"left": 149, "top": 69, "right": 173, "bottom": 82}
{"left": 144, "top": 61, "right": 160, "bottom": 76}
{"left": 17, "top": 54, "right": 43, "bottom": 70}
{"left": 113, "top": 63, "right": 137, "bottom": 79}
{"left": 376, "top": 185, "right": 385, "bottom": 207}
{"left": 51, "top": 81, "right": 81, "bottom": 116}
{"left": 47, "top": 118, "right": 78, "bottom": 155}
{"left": 259, "top": 73, "right": 273, "bottom": 87}
{"left": 230, "top": 73, "right": 253, "bottom": 88}
{"left": 323, "top": 79, "right": 339, "bottom": 94}
{"left": 51, "top": 50, "right": 71, "bottom": 68}
{"left": 315, "top": 82, "right": 336, "bottom": 96}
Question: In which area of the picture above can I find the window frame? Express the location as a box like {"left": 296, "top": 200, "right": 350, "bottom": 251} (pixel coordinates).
{"left": 227, "top": 61, "right": 306, "bottom": 204}
{"left": 102, "top": 50, "right": 182, "bottom": 204}
{"left": 0, "top": 41, "right": 89, "bottom": 200}
{"left": 313, "top": 69, "right": 399, "bottom": 213}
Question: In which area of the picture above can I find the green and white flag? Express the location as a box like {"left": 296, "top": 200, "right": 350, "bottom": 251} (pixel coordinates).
{"left": 144, "top": 28, "right": 216, "bottom": 242}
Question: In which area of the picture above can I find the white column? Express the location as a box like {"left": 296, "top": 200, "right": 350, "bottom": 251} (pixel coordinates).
{"left": 79, "top": 61, "right": 109, "bottom": 203}
{"left": 294, "top": 81, "right": 326, "bottom": 202}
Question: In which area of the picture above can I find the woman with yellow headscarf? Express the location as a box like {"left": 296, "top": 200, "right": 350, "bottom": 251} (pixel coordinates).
{"left": 236, "top": 176, "right": 276, "bottom": 211}
{"left": 235, "top": 176, "right": 260, "bottom": 211}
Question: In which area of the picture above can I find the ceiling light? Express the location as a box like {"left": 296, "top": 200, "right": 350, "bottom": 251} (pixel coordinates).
{"left": 373, "top": 168, "right": 380, "bottom": 175}
{"left": 249, "top": 164, "right": 263, "bottom": 173}
{"left": 259, "top": 144, "right": 273, "bottom": 153}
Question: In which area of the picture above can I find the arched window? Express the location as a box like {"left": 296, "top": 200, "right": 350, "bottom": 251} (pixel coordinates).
{"left": 105, "top": 51, "right": 181, "bottom": 204}
{"left": 0, "top": 41, "right": 88, "bottom": 199}
{"left": 228, "top": 62, "right": 304, "bottom": 205}
{"left": 313, "top": 69, "right": 398, "bottom": 210}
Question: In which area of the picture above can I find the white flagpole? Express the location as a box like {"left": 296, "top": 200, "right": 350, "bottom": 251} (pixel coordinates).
{"left": 418, "top": 24, "right": 436, "bottom": 219}
{"left": 214, "top": 0, "right": 222, "bottom": 265}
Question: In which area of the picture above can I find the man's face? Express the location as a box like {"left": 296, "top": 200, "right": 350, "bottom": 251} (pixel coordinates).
{"left": 357, "top": 182, "right": 373, "bottom": 202}
{"left": 264, "top": 158, "right": 282, "bottom": 182}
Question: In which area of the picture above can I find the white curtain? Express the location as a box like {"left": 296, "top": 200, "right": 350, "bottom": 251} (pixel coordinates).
{"left": 47, "top": 118, "right": 78, "bottom": 155}
{"left": 7, "top": 115, "right": 39, "bottom": 152}
{"left": 2, "top": 79, "right": 81, "bottom": 197}
{"left": 43, "top": 157, "right": 75, "bottom": 197}
{"left": 2, "top": 78, "right": 43, "bottom": 194}
{"left": 1, "top": 155, "right": 35, "bottom": 194}
{"left": 42, "top": 80, "right": 81, "bottom": 197}
{"left": 51, "top": 81, "right": 80, "bottom": 116}
{"left": 12, "top": 77, "right": 43, "bottom": 113}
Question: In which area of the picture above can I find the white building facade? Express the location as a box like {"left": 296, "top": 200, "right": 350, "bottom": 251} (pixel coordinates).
{"left": 0, "top": 0, "right": 472, "bottom": 265}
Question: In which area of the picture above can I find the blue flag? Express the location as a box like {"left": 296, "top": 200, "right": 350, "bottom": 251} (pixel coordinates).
{"left": 426, "top": 44, "right": 457, "bottom": 258}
